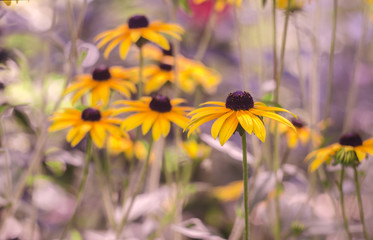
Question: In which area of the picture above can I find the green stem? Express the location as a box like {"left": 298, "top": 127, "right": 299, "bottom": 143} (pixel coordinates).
{"left": 194, "top": 8, "right": 217, "bottom": 61}
{"left": 116, "top": 138, "right": 153, "bottom": 238}
{"left": 323, "top": 0, "right": 338, "bottom": 122}
{"left": 272, "top": 0, "right": 277, "bottom": 86}
{"left": 338, "top": 166, "right": 352, "bottom": 240}
{"left": 59, "top": 137, "right": 92, "bottom": 240}
{"left": 138, "top": 47, "right": 144, "bottom": 99}
{"left": 353, "top": 166, "right": 369, "bottom": 240}
{"left": 240, "top": 131, "right": 249, "bottom": 240}
{"left": 273, "top": 124, "right": 281, "bottom": 240}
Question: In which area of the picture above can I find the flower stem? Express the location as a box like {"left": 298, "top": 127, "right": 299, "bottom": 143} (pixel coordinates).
{"left": 240, "top": 130, "right": 249, "bottom": 240}
{"left": 323, "top": 0, "right": 338, "bottom": 122}
{"left": 59, "top": 137, "right": 92, "bottom": 240}
{"left": 116, "top": 137, "right": 153, "bottom": 238}
{"left": 194, "top": 8, "right": 217, "bottom": 61}
{"left": 353, "top": 166, "right": 369, "bottom": 240}
{"left": 138, "top": 47, "right": 144, "bottom": 99}
{"left": 338, "top": 166, "right": 352, "bottom": 240}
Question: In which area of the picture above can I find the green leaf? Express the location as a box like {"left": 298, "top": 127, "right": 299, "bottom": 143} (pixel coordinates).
{"left": 0, "top": 103, "right": 11, "bottom": 116}
{"left": 45, "top": 160, "right": 66, "bottom": 177}
{"left": 164, "top": 148, "right": 179, "bottom": 173}
{"left": 13, "top": 107, "right": 34, "bottom": 134}
{"left": 70, "top": 229, "right": 83, "bottom": 240}
{"left": 179, "top": 0, "right": 191, "bottom": 14}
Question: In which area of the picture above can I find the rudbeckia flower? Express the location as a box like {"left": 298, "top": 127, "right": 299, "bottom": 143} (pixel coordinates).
{"left": 64, "top": 65, "right": 136, "bottom": 105}
{"left": 108, "top": 135, "right": 151, "bottom": 161}
{"left": 95, "top": 15, "right": 184, "bottom": 59}
{"left": 212, "top": 180, "right": 243, "bottom": 202}
{"left": 185, "top": 91, "right": 296, "bottom": 145}
{"left": 49, "top": 107, "right": 122, "bottom": 148}
{"left": 306, "top": 132, "right": 373, "bottom": 172}
{"left": 182, "top": 139, "right": 211, "bottom": 160}
{"left": 277, "top": 0, "right": 304, "bottom": 12}
{"left": 4, "top": 0, "right": 19, "bottom": 6}
{"left": 115, "top": 95, "right": 192, "bottom": 140}
{"left": 277, "top": 118, "right": 323, "bottom": 149}
{"left": 193, "top": 0, "right": 242, "bottom": 12}
{"left": 134, "top": 45, "right": 220, "bottom": 94}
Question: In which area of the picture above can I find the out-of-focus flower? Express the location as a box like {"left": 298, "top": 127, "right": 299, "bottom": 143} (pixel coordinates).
{"left": 64, "top": 65, "right": 136, "bottom": 106}
{"left": 193, "top": 0, "right": 242, "bottom": 12}
{"left": 277, "top": 0, "right": 304, "bottom": 12}
{"left": 182, "top": 139, "right": 211, "bottom": 160}
{"left": 95, "top": 15, "right": 184, "bottom": 59}
{"left": 115, "top": 95, "right": 191, "bottom": 140}
{"left": 136, "top": 45, "right": 221, "bottom": 94}
{"left": 3, "top": 0, "right": 19, "bottom": 6}
{"left": 276, "top": 118, "right": 323, "bottom": 149}
{"left": 107, "top": 135, "right": 151, "bottom": 162}
{"left": 186, "top": 91, "right": 296, "bottom": 145}
{"left": 212, "top": 180, "right": 243, "bottom": 202}
{"left": 49, "top": 107, "right": 121, "bottom": 148}
{"left": 306, "top": 132, "right": 373, "bottom": 172}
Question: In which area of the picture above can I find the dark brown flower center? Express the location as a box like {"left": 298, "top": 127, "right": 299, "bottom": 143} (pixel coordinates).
{"left": 291, "top": 118, "right": 305, "bottom": 128}
{"left": 225, "top": 91, "right": 254, "bottom": 111}
{"left": 162, "top": 44, "right": 173, "bottom": 56}
{"left": 149, "top": 95, "right": 172, "bottom": 113}
{"left": 0, "top": 82, "right": 5, "bottom": 90}
{"left": 159, "top": 63, "right": 173, "bottom": 72}
{"left": 128, "top": 15, "right": 149, "bottom": 29}
{"left": 339, "top": 132, "right": 363, "bottom": 147}
{"left": 92, "top": 66, "right": 111, "bottom": 81}
{"left": 81, "top": 108, "right": 101, "bottom": 121}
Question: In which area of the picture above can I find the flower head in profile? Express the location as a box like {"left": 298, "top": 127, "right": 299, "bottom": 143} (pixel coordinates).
{"left": 49, "top": 107, "right": 122, "bottom": 148}
{"left": 193, "top": 0, "right": 242, "bottom": 12}
{"left": 277, "top": 118, "right": 323, "bottom": 149}
{"left": 115, "top": 95, "right": 192, "bottom": 140}
{"left": 135, "top": 45, "right": 221, "bottom": 94}
{"left": 185, "top": 91, "right": 296, "bottom": 145}
{"left": 182, "top": 139, "right": 211, "bottom": 160}
{"left": 64, "top": 65, "right": 136, "bottom": 106}
{"left": 306, "top": 132, "right": 373, "bottom": 172}
{"left": 277, "top": 0, "right": 304, "bottom": 12}
{"left": 95, "top": 15, "right": 184, "bottom": 59}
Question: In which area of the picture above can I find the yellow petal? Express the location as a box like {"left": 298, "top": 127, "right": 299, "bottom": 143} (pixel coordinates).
{"left": 142, "top": 29, "right": 170, "bottom": 50}
{"left": 249, "top": 113, "right": 266, "bottom": 142}
{"left": 186, "top": 114, "right": 221, "bottom": 138}
{"left": 164, "top": 112, "right": 190, "bottom": 129}
{"left": 355, "top": 149, "right": 366, "bottom": 162}
{"left": 104, "top": 36, "right": 124, "bottom": 59}
{"left": 119, "top": 37, "right": 132, "bottom": 59}
{"left": 218, "top": 113, "right": 238, "bottom": 146}
{"left": 90, "top": 124, "right": 106, "bottom": 148}
{"left": 121, "top": 113, "right": 147, "bottom": 131}
{"left": 159, "top": 115, "right": 171, "bottom": 137}
{"left": 250, "top": 108, "right": 296, "bottom": 133}
{"left": 211, "top": 111, "right": 234, "bottom": 139}
{"left": 236, "top": 111, "right": 253, "bottom": 134}
{"left": 152, "top": 119, "right": 162, "bottom": 140}
{"left": 142, "top": 112, "right": 158, "bottom": 135}
{"left": 49, "top": 120, "right": 77, "bottom": 132}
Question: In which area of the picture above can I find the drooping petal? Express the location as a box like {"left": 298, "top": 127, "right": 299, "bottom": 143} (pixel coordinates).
{"left": 90, "top": 124, "right": 107, "bottom": 148}
{"left": 121, "top": 113, "right": 147, "bottom": 131}
{"left": 159, "top": 115, "right": 171, "bottom": 137}
{"left": 142, "top": 29, "right": 170, "bottom": 50}
{"left": 211, "top": 111, "right": 234, "bottom": 139}
{"left": 186, "top": 114, "right": 221, "bottom": 138}
{"left": 249, "top": 113, "right": 266, "bottom": 142}
{"left": 119, "top": 37, "right": 132, "bottom": 59}
{"left": 218, "top": 113, "right": 239, "bottom": 146}
{"left": 236, "top": 111, "right": 253, "bottom": 135}
{"left": 250, "top": 108, "right": 296, "bottom": 133}
{"left": 142, "top": 112, "right": 159, "bottom": 135}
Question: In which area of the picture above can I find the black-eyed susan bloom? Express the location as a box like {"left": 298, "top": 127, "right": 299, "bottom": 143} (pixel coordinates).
{"left": 95, "top": 15, "right": 184, "bottom": 59}
{"left": 186, "top": 91, "right": 296, "bottom": 145}
{"left": 277, "top": 118, "right": 323, "bottom": 149}
{"left": 115, "top": 95, "right": 191, "bottom": 141}
{"left": 49, "top": 107, "right": 122, "bottom": 148}
{"left": 64, "top": 65, "right": 136, "bottom": 106}
{"left": 306, "top": 132, "right": 373, "bottom": 172}
{"left": 3, "top": 0, "right": 19, "bottom": 6}
{"left": 193, "top": 0, "right": 242, "bottom": 12}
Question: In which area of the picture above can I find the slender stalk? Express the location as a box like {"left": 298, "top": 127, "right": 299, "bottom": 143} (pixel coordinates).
{"left": 353, "top": 166, "right": 369, "bottom": 240}
{"left": 138, "top": 47, "right": 144, "bottom": 99}
{"left": 194, "top": 8, "right": 217, "bottom": 61}
{"left": 59, "top": 137, "right": 92, "bottom": 240}
{"left": 323, "top": 0, "right": 338, "bottom": 122}
{"left": 240, "top": 130, "right": 249, "bottom": 240}
{"left": 338, "top": 166, "right": 352, "bottom": 240}
{"left": 343, "top": 4, "right": 368, "bottom": 132}
{"left": 272, "top": 0, "right": 277, "bottom": 86}
{"left": 116, "top": 138, "right": 153, "bottom": 238}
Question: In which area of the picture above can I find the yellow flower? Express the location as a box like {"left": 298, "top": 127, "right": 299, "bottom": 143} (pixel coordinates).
{"left": 95, "top": 15, "right": 184, "bottom": 59}
{"left": 277, "top": 118, "right": 323, "bottom": 149}
{"left": 4, "top": 0, "right": 19, "bottom": 6}
{"left": 186, "top": 91, "right": 296, "bottom": 145}
{"left": 182, "top": 139, "right": 211, "bottom": 160}
{"left": 306, "top": 133, "right": 373, "bottom": 172}
{"left": 135, "top": 45, "right": 221, "bottom": 94}
{"left": 64, "top": 65, "right": 136, "bottom": 106}
{"left": 49, "top": 107, "right": 122, "bottom": 148}
{"left": 212, "top": 180, "right": 243, "bottom": 202}
{"left": 277, "top": 0, "right": 304, "bottom": 11}
{"left": 193, "top": 0, "right": 242, "bottom": 12}
{"left": 107, "top": 135, "right": 151, "bottom": 161}
{"left": 115, "top": 95, "right": 192, "bottom": 140}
